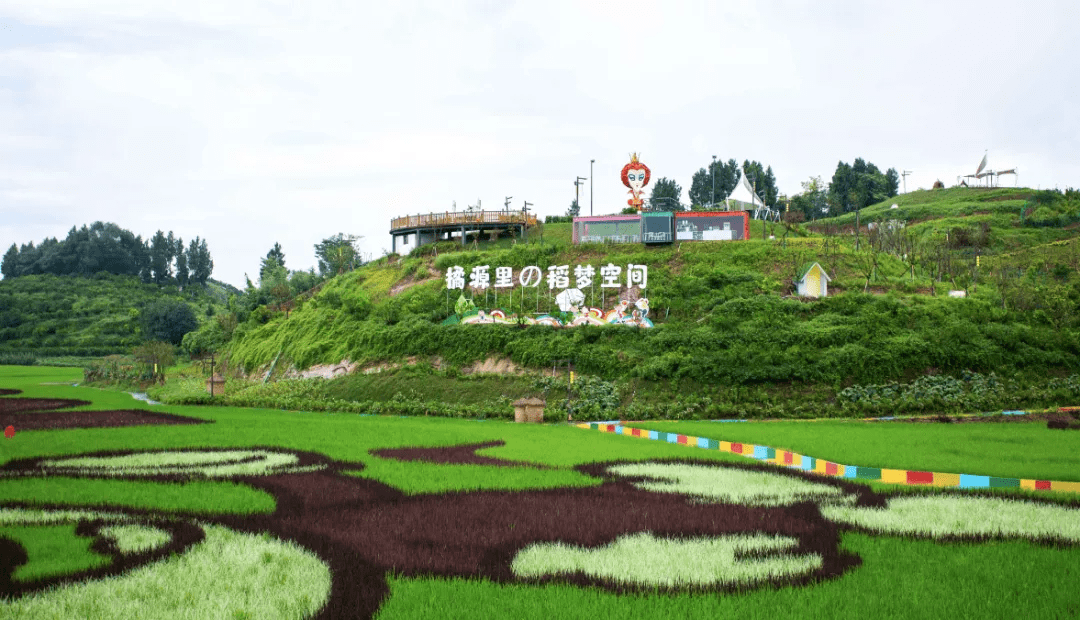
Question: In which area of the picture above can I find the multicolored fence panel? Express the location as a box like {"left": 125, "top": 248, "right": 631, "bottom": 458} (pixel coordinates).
{"left": 576, "top": 422, "right": 1080, "bottom": 495}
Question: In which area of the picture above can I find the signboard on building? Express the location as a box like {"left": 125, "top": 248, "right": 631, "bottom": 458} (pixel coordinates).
{"left": 674, "top": 211, "right": 750, "bottom": 241}
{"left": 572, "top": 215, "right": 642, "bottom": 244}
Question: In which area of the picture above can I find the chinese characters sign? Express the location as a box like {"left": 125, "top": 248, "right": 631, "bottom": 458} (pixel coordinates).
{"left": 445, "top": 264, "right": 648, "bottom": 291}
{"left": 443, "top": 263, "right": 653, "bottom": 328}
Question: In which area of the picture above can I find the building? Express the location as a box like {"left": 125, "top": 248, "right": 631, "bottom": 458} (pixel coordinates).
{"left": 796, "top": 262, "right": 831, "bottom": 298}
{"left": 571, "top": 211, "right": 750, "bottom": 246}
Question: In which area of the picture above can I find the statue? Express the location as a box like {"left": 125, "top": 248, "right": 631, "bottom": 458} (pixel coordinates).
{"left": 621, "top": 153, "right": 651, "bottom": 211}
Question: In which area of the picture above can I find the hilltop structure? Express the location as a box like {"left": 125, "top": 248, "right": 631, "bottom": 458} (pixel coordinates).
{"left": 389, "top": 210, "right": 537, "bottom": 253}
{"left": 572, "top": 211, "right": 749, "bottom": 245}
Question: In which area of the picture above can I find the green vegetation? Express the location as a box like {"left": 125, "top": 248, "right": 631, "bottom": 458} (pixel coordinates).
{"left": 512, "top": 533, "right": 820, "bottom": 587}
{"left": 0, "top": 222, "right": 213, "bottom": 286}
{"left": 0, "top": 523, "right": 331, "bottom": 620}
{"left": 0, "top": 273, "right": 235, "bottom": 357}
{"left": 378, "top": 533, "right": 1080, "bottom": 619}
{"left": 0, "top": 523, "right": 110, "bottom": 582}
{"left": 0, "top": 478, "right": 276, "bottom": 515}
{"left": 3, "top": 367, "right": 1080, "bottom": 619}
{"left": 186, "top": 186, "right": 1074, "bottom": 423}
{"left": 821, "top": 496, "right": 1080, "bottom": 542}
{"left": 98, "top": 524, "right": 172, "bottom": 554}
{"left": 607, "top": 462, "right": 846, "bottom": 507}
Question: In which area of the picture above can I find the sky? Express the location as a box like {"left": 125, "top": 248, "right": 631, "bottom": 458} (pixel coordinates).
{"left": 1, "top": 0, "right": 1077, "bottom": 289}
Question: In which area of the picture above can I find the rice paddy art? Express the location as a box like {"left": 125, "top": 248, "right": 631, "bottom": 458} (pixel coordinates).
{"left": 3, "top": 382, "right": 1080, "bottom": 618}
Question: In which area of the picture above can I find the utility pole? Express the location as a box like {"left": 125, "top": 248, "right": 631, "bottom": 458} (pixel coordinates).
{"left": 711, "top": 155, "right": 717, "bottom": 210}
{"left": 522, "top": 201, "right": 533, "bottom": 243}
{"left": 590, "top": 159, "right": 595, "bottom": 216}
{"left": 504, "top": 196, "right": 512, "bottom": 211}
{"left": 902, "top": 170, "right": 913, "bottom": 194}
{"left": 575, "top": 176, "right": 587, "bottom": 215}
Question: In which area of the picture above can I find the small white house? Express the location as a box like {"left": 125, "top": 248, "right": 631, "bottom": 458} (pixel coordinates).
{"left": 796, "top": 262, "right": 831, "bottom": 298}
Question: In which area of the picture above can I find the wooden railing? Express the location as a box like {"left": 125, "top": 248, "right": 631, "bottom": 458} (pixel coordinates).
{"left": 390, "top": 210, "right": 538, "bottom": 231}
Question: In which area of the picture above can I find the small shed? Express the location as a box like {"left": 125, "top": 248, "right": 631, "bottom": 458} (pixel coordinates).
{"left": 796, "top": 262, "right": 831, "bottom": 298}
{"left": 206, "top": 373, "right": 226, "bottom": 397}
{"left": 512, "top": 397, "right": 546, "bottom": 423}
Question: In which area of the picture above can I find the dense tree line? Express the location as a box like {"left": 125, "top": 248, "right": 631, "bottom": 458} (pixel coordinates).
{"left": 688, "top": 158, "right": 740, "bottom": 208}
{"left": 681, "top": 158, "right": 779, "bottom": 211}
{"left": 647, "top": 178, "right": 684, "bottom": 211}
{"left": 787, "top": 176, "right": 828, "bottom": 222}
{"left": 1, "top": 222, "right": 213, "bottom": 287}
{"left": 827, "top": 158, "right": 899, "bottom": 215}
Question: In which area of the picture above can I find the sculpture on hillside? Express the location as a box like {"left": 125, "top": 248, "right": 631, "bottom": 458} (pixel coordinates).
{"left": 621, "top": 153, "right": 651, "bottom": 211}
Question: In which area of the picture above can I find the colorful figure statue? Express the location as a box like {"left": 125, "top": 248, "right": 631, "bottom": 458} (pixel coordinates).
{"left": 621, "top": 153, "right": 651, "bottom": 211}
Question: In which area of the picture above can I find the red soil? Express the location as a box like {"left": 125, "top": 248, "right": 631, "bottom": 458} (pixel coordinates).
{"left": 0, "top": 389, "right": 207, "bottom": 430}
{"left": 0, "top": 409, "right": 208, "bottom": 431}
{"left": 371, "top": 440, "right": 553, "bottom": 469}
{"left": 0, "top": 397, "right": 92, "bottom": 414}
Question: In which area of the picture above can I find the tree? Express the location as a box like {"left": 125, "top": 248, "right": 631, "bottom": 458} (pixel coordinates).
{"left": 690, "top": 158, "right": 741, "bottom": 208}
{"left": 741, "top": 160, "right": 779, "bottom": 208}
{"left": 138, "top": 299, "right": 199, "bottom": 345}
{"left": 136, "top": 235, "right": 152, "bottom": 283}
{"left": 132, "top": 340, "right": 175, "bottom": 383}
{"left": 258, "top": 256, "right": 290, "bottom": 309}
{"left": 288, "top": 268, "right": 322, "bottom": 296}
{"left": 149, "top": 230, "right": 172, "bottom": 285}
{"left": 315, "top": 234, "right": 363, "bottom": 276}
{"left": 647, "top": 177, "right": 683, "bottom": 211}
{"left": 1, "top": 244, "right": 17, "bottom": 279}
{"left": 166, "top": 231, "right": 178, "bottom": 276}
{"left": 566, "top": 200, "right": 580, "bottom": 218}
{"left": 187, "top": 237, "right": 213, "bottom": 285}
{"left": 688, "top": 168, "right": 711, "bottom": 208}
{"left": 829, "top": 159, "right": 896, "bottom": 214}
{"left": 261, "top": 242, "right": 286, "bottom": 279}
{"left": 260, "top": 242, "right": 286, "bottom": 284}
{"left": 175, "top": 237, "right": 189, "bottom": 288}
{"left": 791, "top": 176, "right": 828, "bottom": 221}
{"left": 885, "top": 168, "right": 900, "bottom": 197}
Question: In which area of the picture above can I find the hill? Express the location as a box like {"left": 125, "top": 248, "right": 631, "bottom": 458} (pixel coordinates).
{"left": 810, "top": 186, "right": 1080, "bottom": 253}
{"left": 0, "top": 273, "right": 238, "bottom": 359}
{"left": 204, "top": 188, "right": 1080, "bottom": 419}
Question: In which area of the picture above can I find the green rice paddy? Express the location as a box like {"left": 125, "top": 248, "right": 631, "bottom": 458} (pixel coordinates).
{"left": 2, "top": 365, "right": 1080, "bottom": 618}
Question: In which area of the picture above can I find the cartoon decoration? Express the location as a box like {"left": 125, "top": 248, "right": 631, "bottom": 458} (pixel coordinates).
{"left": 443, "top": 263, "right": 652, "bottom": 327}
{"left": 621, "top": 153, "right": 651, "bottom": 212}
{"left": 449, "top": 294, "right": 652, "bottom": 328}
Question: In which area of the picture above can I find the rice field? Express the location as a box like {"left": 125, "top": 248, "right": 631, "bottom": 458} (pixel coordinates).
{"left": 2, "top": 365, "right": 1079, "bottom": 619}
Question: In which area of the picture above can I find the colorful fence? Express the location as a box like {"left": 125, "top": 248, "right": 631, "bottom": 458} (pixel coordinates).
{"left": 576, "top": 422, "right": 1080, "bottom": 495}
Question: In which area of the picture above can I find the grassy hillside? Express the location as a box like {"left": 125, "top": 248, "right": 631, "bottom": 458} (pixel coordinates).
{"left": 812, "top": 186, "right": 1080, "bottom": 253}
{"left": 0, "top": 273, "right": 236, "bottom": 358}
{"left": 209, "top": 187, "right": 1080, "bottom": 420}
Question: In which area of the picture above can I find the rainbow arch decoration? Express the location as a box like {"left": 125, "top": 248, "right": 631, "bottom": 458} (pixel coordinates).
{"left": 576, "top": 422, "right": 1080, "bottom": 495}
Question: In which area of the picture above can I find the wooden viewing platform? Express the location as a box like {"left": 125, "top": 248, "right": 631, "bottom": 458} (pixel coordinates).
{"left": 390, "top": 210, "right": 539, "bottom": 252}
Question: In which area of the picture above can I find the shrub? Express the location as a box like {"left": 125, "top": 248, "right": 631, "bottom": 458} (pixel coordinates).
{"left": 0, "top": 351, "right": 36, "bottom": 366}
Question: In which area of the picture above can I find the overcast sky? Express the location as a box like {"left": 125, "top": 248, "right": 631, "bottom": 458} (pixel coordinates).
{"left": 2, "top": 0, "right": 1077, "bottom": 288}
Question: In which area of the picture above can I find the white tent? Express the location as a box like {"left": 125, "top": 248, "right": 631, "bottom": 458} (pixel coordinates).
{"left": 724, "top": 168, "right": 761, "bottom": 212}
